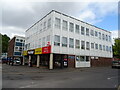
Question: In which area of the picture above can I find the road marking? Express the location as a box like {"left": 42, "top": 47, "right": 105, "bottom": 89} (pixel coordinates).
{"left": 107, "top": 78, "right": 111, "bottom": 80}
{"left": 19, "top": 82, "right": 36, "bottom": 88}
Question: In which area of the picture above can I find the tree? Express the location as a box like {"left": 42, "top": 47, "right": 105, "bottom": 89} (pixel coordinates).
{"left": 1, "top": 34, "right": 10, "bottom": 53}
{"left": 113, "top": 38, "right": 120, "bottom": 58}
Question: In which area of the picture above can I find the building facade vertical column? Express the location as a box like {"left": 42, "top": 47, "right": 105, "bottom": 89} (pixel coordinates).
{"left": 49, "top": 53, "right": 53, "bottom": 69}
{"left": 28, "top": 55, "right": 31, "bottom": 67}
{"left": 22, "top": 56, "right": 25, "bottom": 65}
{"left": 37, "top": 55, "right": 40, "bottom": 68}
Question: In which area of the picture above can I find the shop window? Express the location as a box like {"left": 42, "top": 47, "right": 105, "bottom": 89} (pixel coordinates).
{"left": 81, "top": 41, "right": 85, "bottom": 49}
{"left": 81, "top": 26, "right": 84, "bottom": 35}
{"left": 80, "top": 56, "right": 85, "bottom": 61}
{"left": 75, "top": 24, "right": 79, "bottom": 34}
{"left": 62, "top": 37, "right": 67, "bottom": 47}
{"left": 86, "top": 42, "right": 90, "bottom": 50}
{"left": 86, "top": 56, "right": 90, "bottom": 61}
{"left": 76, "top": 56, "right": 80, "bottom": 61}
{"left": 55, "top": 18, "right": 61, "bottom": 29}
{"left": 54, "top": 35, "right": 60, "bottom": 46}
{"left": 62, "top": 20, "right": 68, "bottom": 31}
{"left": 75, "top": 39, "right": 80, "bottom": 49}
{"left": 69, "top": 38, "right": 74, "bottom": 48}
{"left": 69, "top": 22, "right": 74, "bottom": 32}
{"left": 86, "top": 28, "right": 89, "bottom": 36}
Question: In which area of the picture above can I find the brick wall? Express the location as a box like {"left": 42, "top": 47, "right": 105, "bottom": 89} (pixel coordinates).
{"left": 91, "top": 57, "right": 113, "bottom": 67}
{"left": 7, "top": 37, "right": 15, "bottom": 57}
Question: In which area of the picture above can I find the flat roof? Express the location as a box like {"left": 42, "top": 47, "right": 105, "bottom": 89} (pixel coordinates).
{"left": 25, "top": 10, "right": 111, "bottom": 33}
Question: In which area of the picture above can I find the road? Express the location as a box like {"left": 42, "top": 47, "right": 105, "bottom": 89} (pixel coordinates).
{"left": 2, "top": 64, "right": 120, "bottom": 88}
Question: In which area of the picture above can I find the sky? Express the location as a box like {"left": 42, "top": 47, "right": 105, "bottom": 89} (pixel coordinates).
{"left": 0, "top": 0, "right": 119, "bottom": 44}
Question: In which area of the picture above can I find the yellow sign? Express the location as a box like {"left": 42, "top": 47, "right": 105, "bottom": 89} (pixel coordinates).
{"left": 23, "top": 51, "right": 27, "bottom": 56}
{"left": 35, "top": 48, "right": 42, "bottom": 54}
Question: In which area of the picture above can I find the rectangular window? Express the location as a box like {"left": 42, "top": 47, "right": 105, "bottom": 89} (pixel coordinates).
{"left": 86, "top": 28, "right": 89, "bottom": 36}
{"left": 43, "top": 21, "right": 46, "bottom": 30}
{"left": 16, "top": 39, "right": 19, "bottom": 41}
{"left": 95, "top": 31, "right": 98, "bottom": 37}
{"left": 75, "top": 24, "right": 79, "bottom": 34}
{"left": 99, "top": 44, "right": 102, "bottom": 50}
{"left": 62, "top": 37, "right": 67, "bottom": 47}
{"left": 15, "top": 47, "right": 18, "bottom": 50}
{"left": 75, "top": 39, "right": 80, "bottom": 49}
{"left": 106, "top": 35, "right": 108, "bottom": 41}
{"left": 99, "top": 32, "right": 101, "bottom": 39}
{"left": 69, "top": 22, "right": 74, "bottom": 32}
{"left": 102, "top": 34, "right": 105, "bottom": 40}
{"left": 15, "top": 42, "right": 22, "bottom": 46}
{"left": 47, "top": 18, "right": 51, "bottom": 28}
{"left": 91, "top": 30, "right": 94, "bottom": 36}
{"left": 81, "top": 26, "right": 85, "bottom": 35}
{"left": 103, "top": 45, "right": 105, "bottom": 51}
{"left": 91, "top": 43, "right": 94, "bottom": 49}
{"left": 109, "top": 36, "right": 111, "bottom": 42}
{"left": 86, "top": 42, "right": 90, "bottom": 50}
{"left": 86, "top": 56, "right": 90, "bottom": 61}
{"left": 39, "top": 38, "right": 41, "bottom": 47}
{"left": 80, "top": 56, "right": 85, "bottom": 61}
{"left": 106, "top": 46, "right": 108, "bottom": 51}
{"left": 69, "top": 38, "right": 74, "bottom": 48}
{"left": 54, "top": 35, "right": 60, "bottom": 46}
{"left": 55, "top": 18, "right": 61, "bottom": 29}
{"left": 62, "top": 20, "right": 68, "bottom": 31}
{"left": 46, "top": 35, "right": 50, "bottom": 43}
{"left": 109, "top": 46, "right": 112, "bottom": 52}
{"left": 81, "top": 41, "right": 85, "bottom": 49}
{"left": 42, "top": 37, "right": 45, "bottom": 47}
{"left": 95, "top": 44, "right": 98, "bottom": 49}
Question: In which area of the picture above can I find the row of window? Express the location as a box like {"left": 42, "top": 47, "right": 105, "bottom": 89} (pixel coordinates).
{"left": 54, "top": 35, "right": 112, "bottom": 52}
{"left": 55, "top": 18, "right": 111, "bottom": 42}
{"left": 15, "top": 46, "right": 24, "bottom": 51}
{"left": 16, "top": 39, "right": 25, "bottom": 42}
{"left": 26, "top": 18, "right": 51, "bottom": 40}
{"left": 25, "top": 35, "right": 51, "bottom": 50}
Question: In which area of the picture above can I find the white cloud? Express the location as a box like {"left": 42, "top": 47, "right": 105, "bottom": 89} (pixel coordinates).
{"left": 111, "top": 30, "right": 118, "bottom": 44}
{"left": 1, "top": 26, "right": 25, "bottom": 39}
{"left": 1, "top": 1, "right": 118, "bottom": 38}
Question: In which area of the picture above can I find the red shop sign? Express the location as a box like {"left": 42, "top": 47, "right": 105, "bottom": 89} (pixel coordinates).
{"left": 42, "top": 45, "right": 51, "bottom": 54}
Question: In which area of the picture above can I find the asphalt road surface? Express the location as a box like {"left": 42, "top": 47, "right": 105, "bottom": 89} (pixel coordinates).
{"left": 2, "top": 64, "right": 120, "bottom": 89}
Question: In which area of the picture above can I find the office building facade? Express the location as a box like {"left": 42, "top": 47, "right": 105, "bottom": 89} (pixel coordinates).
{"left": 24, "top": 10, "right": 113, "bottom": 69}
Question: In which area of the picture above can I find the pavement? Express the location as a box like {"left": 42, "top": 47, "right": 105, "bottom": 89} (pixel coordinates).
{"left": 2, "top": 64, "right": 120, "bottom": 89}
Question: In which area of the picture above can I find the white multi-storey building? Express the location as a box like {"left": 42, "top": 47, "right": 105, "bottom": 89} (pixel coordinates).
{"left": 24, "top": 10, "right": 112, "bottom": 69}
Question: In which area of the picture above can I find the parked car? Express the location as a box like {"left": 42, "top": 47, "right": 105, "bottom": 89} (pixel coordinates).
{"left": 13, "top": 59, "right": 21, "bottom": 65}
{"left": 112, "top": 60, "right": 120, "bottom": 68}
